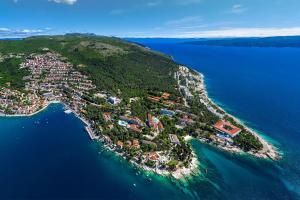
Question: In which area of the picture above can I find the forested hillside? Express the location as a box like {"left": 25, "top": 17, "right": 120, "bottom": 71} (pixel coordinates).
{"left": 0, "top": 34, "right": 179, "bottom": 97}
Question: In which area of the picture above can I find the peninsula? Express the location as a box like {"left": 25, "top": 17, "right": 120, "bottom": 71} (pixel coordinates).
{"left": 0, "top": 34, "right": 280, "bottom": 179}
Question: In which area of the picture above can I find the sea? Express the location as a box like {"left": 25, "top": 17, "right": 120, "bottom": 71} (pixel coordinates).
{"left": 1, "top": 39, "right": 300, "bottom": 199}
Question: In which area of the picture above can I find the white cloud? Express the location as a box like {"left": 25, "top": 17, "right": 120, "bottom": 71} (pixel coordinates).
{"left": 0, "top": 28, "right": 51, "bottom": 38}
{"left": 171, "top": 27, "right": 300, "bottom": 38}
{"left": 229, "top": 4, "right": 247, "bottom": 14}
{"left": 166, "top": 16, "right": 202, "bottom": 27}
{"left": 49, "top": 0, "right": 77, "bottom": 5}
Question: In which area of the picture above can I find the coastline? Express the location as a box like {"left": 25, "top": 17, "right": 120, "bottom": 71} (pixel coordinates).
{"left": 0, "top": 68, "right": 281, "bottom": 181}
{"left": 192, "top": 68, "right": 280, "bottom": 160}
{"left": 1, "top": 67, "right": 280, "bottom": 180}
{"left": 1, "top": 100, "right": 61, "bottom": 118}
{"left": 1, "top": 100, "right": 100, "bottom": 140}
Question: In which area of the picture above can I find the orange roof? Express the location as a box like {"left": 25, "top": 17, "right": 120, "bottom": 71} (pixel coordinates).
{"left": 164, "top": 100, "right": 175, "bottom": 105}
{"left": 148, "top": 96, "right": 161, "bottom": 102}
{"left": 162, "top": 92, "right": 170, "bottom": 99}
{"left": 117, "top": 141, "right": 124, "bottom": 147}
{"left": 102, "top": 112, "right": 111, "bottom": 121}
{"left": 108, "top": 124, "right": 114, "bottom": 129}
{"left": 147, "top": 152, "right": 159, "bottom": 161}
{"left": 132, "top": 140, "right": 140, "bottom": 148}
{"left": 213, "top": 120, "right": 241, "bottom": 136}
{"left": 158, "top": 122, "right": 164, "bottom": 131}
{"left": 129, "top": 124, "right": 142, "bottom": 133}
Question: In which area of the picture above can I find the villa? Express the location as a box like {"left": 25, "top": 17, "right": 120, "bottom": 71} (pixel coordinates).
{"left": 120, "top": 116, "right": 144, "bottom": 126}
{"left": 118, "top": 120, "right": 128, "bottom": 127}
{"left": 128, "top": 124, "right": 142, "bottom": 133}
{"left": 161, "top": 92, "right": 170, "bottom": 99}
{"left": 213, "top": 120, "right": 242, "bottom": 138}
{"left": 132, "top": 140, "right": 140, "bottom": 149}
{"left": 117, "top": 141, "right": 124, "bottom": 149}
{"left": 169, "top": 134, "right": 180, "bottom": 145}
{"left": 147, "top": 152, "right": 159, "bottom": 161}
{"left": 147, "top": 114, "right": 164, "bottom": 132}
{"left": 108, "top": 97, "right": 121, "bottom": 105}
{"left": 160, "top": 109, "right": 175, "bottom": 117}
{"left": 102, "top": 112, "right": 111, "bottom": 122}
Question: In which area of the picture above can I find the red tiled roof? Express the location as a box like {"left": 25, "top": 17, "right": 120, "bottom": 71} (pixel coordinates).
{"left": 162, "top": 92, "right": 170, "bottom": 99}
{"left": 213, "top": 120, "right": 241, "bottom": 136}
{"left": 148, "top": 96, "right": 161, "bottom": 102}
{"left": 103, "top": 112, "right": 111, "bottom": 121}
{"left": 132, "top": 140, "right": 140, "bottom": 148}
{"left": 147, "top": 152, "right": 159, "bottom": 161}
{"left": 129, "top": 124, "right": 142, "bottom": 133}
{"left": 158, "top": 122, "right": 164, "bottom": 131}
{"left": 117, "top": 141, "right": 124, "bottom": 148}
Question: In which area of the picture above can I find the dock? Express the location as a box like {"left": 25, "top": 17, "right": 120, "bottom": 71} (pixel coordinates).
{"left": 85, "top": 126, "right": 99, "bottom": 140}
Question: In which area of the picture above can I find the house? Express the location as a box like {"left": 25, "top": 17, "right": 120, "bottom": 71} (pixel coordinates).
{"left": 103, "top": 135, "right": 112, "bottom": 144}
{"left": 148, "top": 96, "right": 161, "bottom": 102}
{"left": 108, "top": 97, "right": 121, "bottom": 105}
{"left": 128, "top": 124, "right": 142, "bottom": 133}
{"left": 147, "top": 152, "right": 159, "bottom": 161}
{"left": 120, "top": 116, "right": 144, "bottom": 126}
{"left": 164, "top": 100, "right": 176, "bottom": 106}
{"left": 180, "top": 86, "right": 193, "bottom": 100}
{"left": 108, "top": 124, "right": 114, "bottom": 130}
{"left": 118, "top": 120, "right": 128, "bottom": 127}
{"left": 142, "top": 140, "right": 157, "bottom": 148}
{"left": 162, "top": 92, "right": 170, "bottom": 99}
{"left": 102, "top": 112, "right": 111, "bottom": 122}
{"left": 147, "top": 114, "right": 164, "bottom": 132}
{"left": 169, "top": 134, "right": 180, "bottom": 145}
{"left": 43, "top": 92, "right": 54, "bottom": 100}
{"left": 158, "top": 122, "right": 164, "bottom": 131}
{"left": 126, "top": 140, "right": 132, "bottom": 146}
{"left": 179, "top": 115, "right": 195, "bottom": 126}
{"left": 132, "top": 140, "right": 140, "bottom": 149}
{"left": 160, "top": 109, "right": 175, "bottom": 117}
{"left": 117, "top": 141, "right": 124, "bottom": 148}
{"left": 213, "top": 120, "right": 241, "bottom": 138}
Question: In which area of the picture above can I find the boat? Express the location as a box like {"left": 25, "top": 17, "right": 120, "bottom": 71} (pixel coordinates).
{"left": 64, "top": 109, "right": 72, "bottom": 114}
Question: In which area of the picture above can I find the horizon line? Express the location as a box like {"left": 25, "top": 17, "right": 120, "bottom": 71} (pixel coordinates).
{"left": 1, "top": 33, "right": 300, "bottom": 40}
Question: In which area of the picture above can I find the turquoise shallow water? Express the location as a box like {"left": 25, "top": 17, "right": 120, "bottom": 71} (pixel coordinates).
{"left": 1, "top": 40, "right": 300, "bottom": 199}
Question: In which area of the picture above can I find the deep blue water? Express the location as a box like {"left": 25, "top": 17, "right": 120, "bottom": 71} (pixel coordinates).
{"left": 1, "top": 40, "right": 300, "bottom": 199}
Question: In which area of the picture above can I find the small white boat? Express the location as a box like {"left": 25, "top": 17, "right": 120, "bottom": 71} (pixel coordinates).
{"left": 64, "top": 109, "right": 72, "bottom": 114}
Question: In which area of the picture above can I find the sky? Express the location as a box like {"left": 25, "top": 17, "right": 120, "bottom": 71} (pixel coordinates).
{"left": 1, "top": 0, "right": 300, "bottom": 38}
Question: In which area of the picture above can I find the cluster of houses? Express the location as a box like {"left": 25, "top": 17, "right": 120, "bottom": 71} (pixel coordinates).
{"left": 98, "top": 93, "right": 199, "bottom": 168}
{"left": 147, "top": 92, "right": 177, "bottom": 107}
{"left": 0, "top": 87, "right": 43, "bottom": 115}
{"left": 21, "top": 53, "right": 96, "bottom": 96}
{"left": 0, "top": 52, "right": 99, "bottom": 117}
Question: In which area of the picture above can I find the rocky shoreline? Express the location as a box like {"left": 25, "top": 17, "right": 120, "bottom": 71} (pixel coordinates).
{"left": 179, "top": 65, "right": 280, "bottom": 161}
